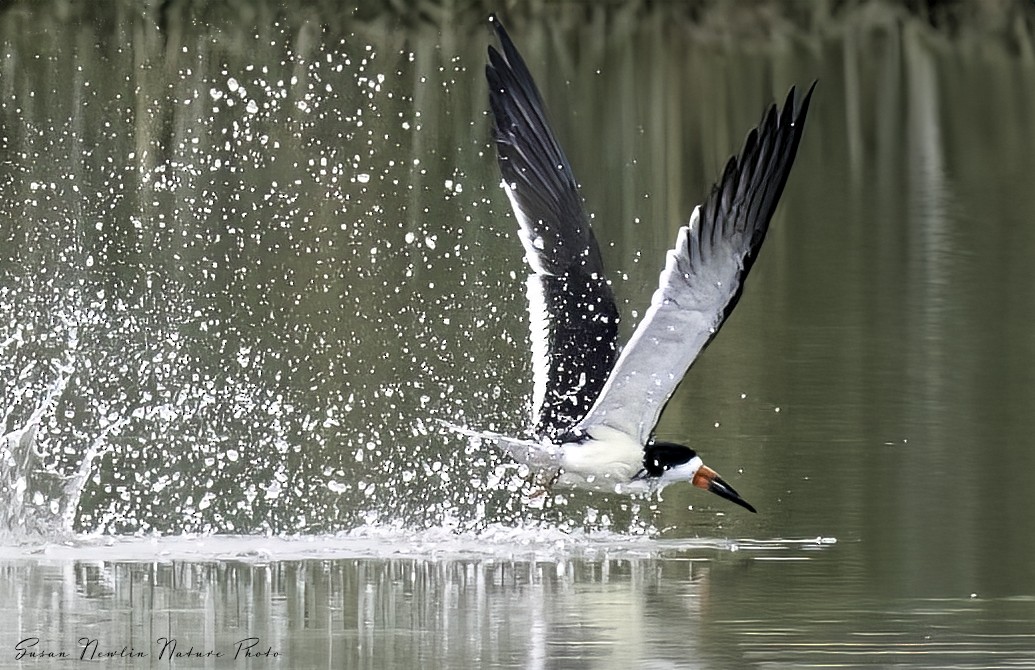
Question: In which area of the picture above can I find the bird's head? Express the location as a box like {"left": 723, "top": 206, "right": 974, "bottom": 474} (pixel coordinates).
{"left": 641, "top": 441, "right": 756, "bottom": 513}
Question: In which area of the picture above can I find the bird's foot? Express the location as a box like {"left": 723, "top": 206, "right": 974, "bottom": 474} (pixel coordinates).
{"left": 521, "top": 469, "right": 561, "bottom": 508}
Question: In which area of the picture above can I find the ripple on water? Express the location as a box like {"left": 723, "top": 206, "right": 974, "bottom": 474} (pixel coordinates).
{"left": 0, "top": 526, "right": 838, "bottom": 563}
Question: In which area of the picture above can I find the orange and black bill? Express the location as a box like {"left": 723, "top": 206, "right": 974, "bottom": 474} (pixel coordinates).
{"left": 692, "top": 465, "right": 757, "bottom": 513}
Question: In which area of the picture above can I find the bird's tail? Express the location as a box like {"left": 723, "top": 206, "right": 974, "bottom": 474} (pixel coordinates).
{"left": 436, "top": 420, "right": 562, "bottom": 469}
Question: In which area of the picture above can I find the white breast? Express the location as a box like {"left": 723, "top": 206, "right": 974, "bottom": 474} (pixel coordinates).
{"left": 556, "top": 426, "right": 645, "bottom": 492}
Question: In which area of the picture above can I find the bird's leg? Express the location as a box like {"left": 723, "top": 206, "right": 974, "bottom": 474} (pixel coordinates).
{"left": 522, "top": 468, "right": 562, "bottom": 508}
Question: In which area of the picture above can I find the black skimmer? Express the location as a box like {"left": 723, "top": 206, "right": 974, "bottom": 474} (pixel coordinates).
{"left": 461, "top": 17, "right": 814, "bottom": 513}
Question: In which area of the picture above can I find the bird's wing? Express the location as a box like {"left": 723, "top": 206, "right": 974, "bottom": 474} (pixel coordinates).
{"left": 486, "top": 17, "right": 619, "bottom": 440}
{"left": 575, "top": 84, "right": 816, "bottom": 444}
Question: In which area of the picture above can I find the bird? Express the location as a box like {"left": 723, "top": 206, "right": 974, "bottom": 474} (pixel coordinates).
{"left": 455, "top": 16, "right": 814, "bottom": 513}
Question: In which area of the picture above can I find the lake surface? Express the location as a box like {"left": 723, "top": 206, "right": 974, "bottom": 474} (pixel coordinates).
{"left": 2, "top": 2, "right": 1035, "bottom": 667}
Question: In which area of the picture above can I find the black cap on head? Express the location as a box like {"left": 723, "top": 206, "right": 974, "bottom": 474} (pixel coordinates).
{"left": 642, "top": 441, "right": 697, "bottom": 477}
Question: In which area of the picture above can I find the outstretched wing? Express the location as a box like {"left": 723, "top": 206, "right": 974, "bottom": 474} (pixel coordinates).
{"left": 575, "top": 84, "right": 816, "bottom": 444}
{"left": 486, "top": 17, "right": 619, "bottom": 440}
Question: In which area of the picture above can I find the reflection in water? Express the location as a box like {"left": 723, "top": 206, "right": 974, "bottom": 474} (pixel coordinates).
{"left": 2, "top": 539, "right": 1034, "bottom": 670}
{"left": 0, "top": 546, "right": 718, "bottom": 669}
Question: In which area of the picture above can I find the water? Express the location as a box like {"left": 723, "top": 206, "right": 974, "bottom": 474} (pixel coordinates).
{"left": 3, "top": 2, "right": 1035, "bottom": 667}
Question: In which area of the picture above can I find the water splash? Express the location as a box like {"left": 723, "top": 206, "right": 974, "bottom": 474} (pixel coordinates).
{"left": 0, "top": 14, "right": 638, "bottom": 539}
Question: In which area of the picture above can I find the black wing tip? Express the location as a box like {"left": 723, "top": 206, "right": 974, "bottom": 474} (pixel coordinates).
{"left": 691, "top": 79, "right": 816, "bottom": 295}
{"left": 768, "top": 81, "right": 817, "bottom": 130}
{"left": 488, "top": 14, "right": 507, "bottom": 45}
{"left": 488, "top": 14, "right": 523, "bottom": 65}
{"left": 486, "top": 15, "right": 515, "bottom": 75}
{"left": 788, "top": 80, "right": 818, "bottom": 125}
{"left": 483, "top": 13, "right": 605, "bottom": 278}
{"left": 486, "top": 43, "right": 507, "bottom": 79}
{"left": 746, "top": 79, "right": 817, "bottom": 183}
